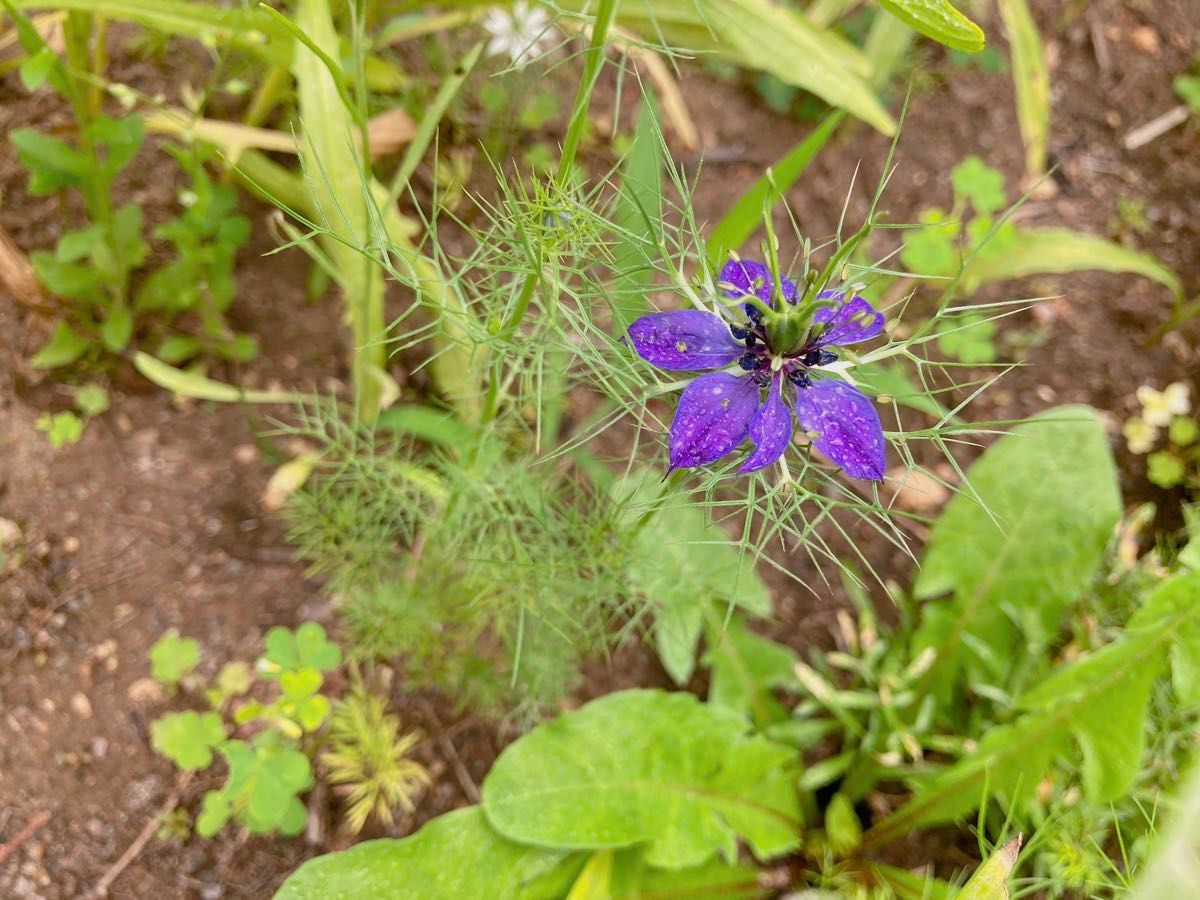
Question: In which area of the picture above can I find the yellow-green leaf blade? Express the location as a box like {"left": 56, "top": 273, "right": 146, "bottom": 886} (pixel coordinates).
{"left": 877, "top": 0, "right": 985, "bottom": 54}
{"left": 997, "top": 0, "right": 1049, "bottom": 176}
{"left": 962, "top": 227, "right": 1183, "bottom": 301}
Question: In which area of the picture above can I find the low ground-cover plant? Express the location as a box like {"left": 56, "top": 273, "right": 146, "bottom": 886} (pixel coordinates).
{"left": 5, "top": 5, "right": 257, "bottom": 371}
{"left": 147, "top": 623, "right": 429, "bottom": 838}
{"left": 276, "top": 405, "right": 1200, "bottom": 897}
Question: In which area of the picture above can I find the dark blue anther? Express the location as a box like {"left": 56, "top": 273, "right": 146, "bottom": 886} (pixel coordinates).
{"left": 744, "top": 333, "right": 758, "bottom": 349}
{"left": 730, "top": 324, "right": 750, "bottom": 341}
{"left": 802, "top": 349, "right": 839, "bottom": 367}
{"left": 787, "top": 368, "right": 812, "bottom": 389}
{"left": 738, "top": 352, "right": 759, "bottom": 371}
{"left": 746, "top": 304, "right": 763, "bottom": 325}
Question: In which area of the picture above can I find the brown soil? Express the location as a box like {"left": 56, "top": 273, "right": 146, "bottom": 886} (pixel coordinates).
{"left": 1, "top": 1, "right": 1198, "bottom": 897}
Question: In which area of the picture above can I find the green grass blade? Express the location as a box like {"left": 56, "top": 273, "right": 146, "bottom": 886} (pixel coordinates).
{"left": 385, "top": 40, "right": 483, "bottom": 210}
{"left": 609, "top": 95, "right": 664, "bottom": 333}
{"left": 997, "top": 0, "right": 1049, "bottom": 177}
{"left": 706, "top": 110, "right": 843, "bottom": 269}
{"left": 962, "top": 227, "right": 1183, "bottom": 301}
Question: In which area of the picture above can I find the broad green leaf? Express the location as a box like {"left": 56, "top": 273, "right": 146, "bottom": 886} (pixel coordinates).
{"left": 31, "top": 321, "right": 91, "bottom": 369}
{"left": 151, "top": 710, "right": 226, "bottom": 771}
{"left": 148, "top": 630, "right": 199, "bottom": 686}
{"left": 877, "top": 0, "right": 985, "bottom": 54}
{"left": 133, "top": 351, "right": 306, "bottom": 403}
{"left": 274, "top": 807, "right": 566, "bottom": 900}
{"left": 482, "top": 689, "right": 802, "bottom": 868}
{"left": 10, "top": 129, "right": 89, "bottom": 194}
{"left": 958, "top": 835, "right": 1022, "bottom": 899}
{"left": 620, "top": 476, "right": 770, "bottom": 685}
{"left": 706, "top": 616, "right": 798, "bottom": 725}
{"left": 32, "top": 252, "right": 106, "bottom": 301}
{"left": 10, "top": 0, "right": 295, "bottom": 65}
{"left": 913, "top": 407, "right": 1120, "bottom": 687}
{"left": 609, "top": 97, "right": 663, "bottom": 333}
{"left": 706, "top": 111, "right": 843, "bottom": 270}
{"left": 961, "top": 227, "right": 1183, "bottom": 301}
{"left": 997, "top": 0, "right": 1049, "bottom": 176}
{"left": 868, "top": 572, "right": 1200, "bottom": 847}
{"left": 101, "top": 306, "right": 133, "bottom": 353}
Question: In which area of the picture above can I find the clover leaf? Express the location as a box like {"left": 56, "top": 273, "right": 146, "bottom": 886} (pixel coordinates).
{"left": 151, "top": 711, "right": 226, "bottom": 771}
{"left": 213, "top": 738, "right": 313, "bottom": 837}
{"left": 951, "top": 155, "right": 1007, "bottom": 217}
{"left": 900, "top": 208, "right": 959, "bottom": 278}
{"left": 937, "top": 313, "right": 998, "bottom": 364}
{"left": 260, "top": 623, "right": 341, "bottom": 677}
{"left": 149, "top": 631, "right": 200, "bottom": 687}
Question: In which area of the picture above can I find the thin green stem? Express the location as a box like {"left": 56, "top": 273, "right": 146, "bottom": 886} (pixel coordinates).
{"left": 481, "top": 0, "right": 619, "bottom": 427}
{"left": 556, "top": 0, "right": 620, "bottom": 187}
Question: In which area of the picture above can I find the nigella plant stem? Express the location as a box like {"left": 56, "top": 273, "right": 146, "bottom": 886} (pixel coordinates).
{"left": 481, "top": 0, "right": 619, "bottom": 428}
{"left": 556, "top": 0, "right": 621, "bottom": 187}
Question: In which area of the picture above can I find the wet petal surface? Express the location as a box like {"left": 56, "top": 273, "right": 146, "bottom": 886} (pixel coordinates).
{"left": 795, "top": 379, "right": 886, "bottom": 480}
{"left": 668, "top": 373, "right": 759, "bottom": 471}
{"left": 812, "top": 292, "right": 886, "bottom": 346}
{"left": 739, "top": 373, "right": 794, "bottom": 473}
{"left": 719, "top": 259, "right": 798, "bottom": 308}
{"left": 627, "top": 310, "right": 743, "bottom": 371}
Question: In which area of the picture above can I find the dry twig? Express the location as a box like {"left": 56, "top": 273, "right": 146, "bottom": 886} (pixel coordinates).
{"left": 92, "top": 773, "right": 191, "bottom": 898}
{"left": 0, "top": 811, "right": 51, "bottom": 867}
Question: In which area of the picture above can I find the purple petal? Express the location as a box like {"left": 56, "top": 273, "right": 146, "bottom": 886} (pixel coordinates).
{"left": 812, "top": 292, "right": 885, "bottom": 346}
{"left": 739, "top": 372, "right": 794, "bottom": 473}
{"left": 719, "top": 259, "right": 797, "bottom": 308}
{"left": 627, "top": 310, "right": 743, "bottom": 371}
{"left": 668, "top": 373, "right": 759, "bottom": 471}
{"left": 795, "top": 379, "right": 886, "bottom": 481}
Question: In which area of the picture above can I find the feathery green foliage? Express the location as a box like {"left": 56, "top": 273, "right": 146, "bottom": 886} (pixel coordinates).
{"left": 322, "top": 675, "right": 430, "bottom": 835}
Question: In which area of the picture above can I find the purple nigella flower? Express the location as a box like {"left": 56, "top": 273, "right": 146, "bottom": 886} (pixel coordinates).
{"left": 627, "top": 258, "right": 887, "bottom": 479}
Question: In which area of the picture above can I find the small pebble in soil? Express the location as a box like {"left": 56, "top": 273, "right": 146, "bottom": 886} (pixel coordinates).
{"left": 233, "top": 443, "right": 259, "bottom": 464}
{"left": 70, "top": 693, "right": 93, "bottom": 718}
